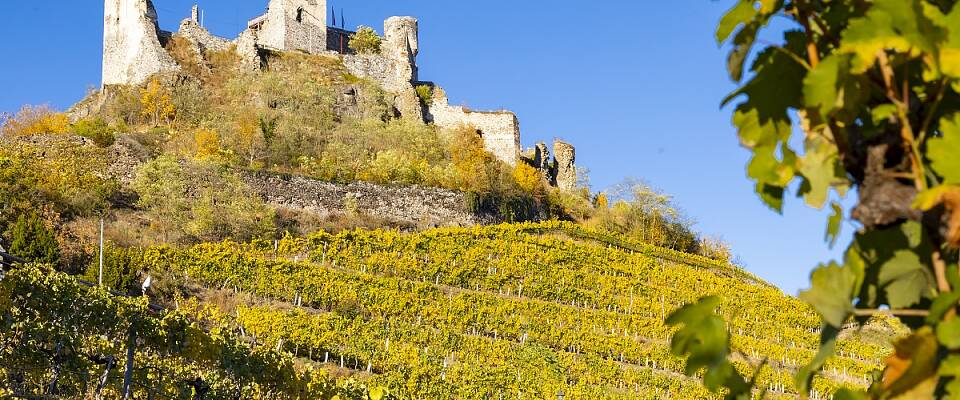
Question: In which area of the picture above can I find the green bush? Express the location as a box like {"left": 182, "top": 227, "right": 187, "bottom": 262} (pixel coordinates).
{"left": 133, "top": 156, "right": 276, "bottom": 243}
{"left": 349, "top": 26, "right": 382, "bottom": 54}
{"left": 8, "top": 211, "right": 60, "bottom": 265}
{"left": 415, "top": 85, "right": 434, "bottom": 105}
{"left": 72, "top": 118, "right": 117, "bottom": 147}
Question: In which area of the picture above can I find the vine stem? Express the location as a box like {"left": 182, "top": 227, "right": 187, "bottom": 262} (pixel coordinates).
{"left": 876, "top": 51, "right": 927, "bottom": 191}
{"left": 854, "top": 309, "right": 930, "bottom": 317}
{"left": 933, "top": 250, "right": 956, "bottom": 319}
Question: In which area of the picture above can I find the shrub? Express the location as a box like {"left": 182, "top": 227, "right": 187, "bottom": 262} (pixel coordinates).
{"left": 585, "top": 179, "right": 698, "bottom": 253}
{"left": 349, "top": 26, "right": 382, "bottom": 54}
{"left": 8, "top": 211, "right": 61, "bottom": 265}
{"left": 140, "top": 77, "right": 176, "bottom": 126}
{"left": 1, "top": 105, "right": 70, "bottom": 137}
{"left": 697, "top": 235, "right": 732, "bottom": 264}
{"left": 72, "top": 118, "right": 117, "bottom": 147}
{"left": 133, "top": 156, "right": 275, "bottom": 243}
{"left": 415, "top": 84, "right": 434, "bottom": 105}
{"left": 194, "top": 127, "right": 222, "bottom": 160}
{"left": 513, "top": 163, "right": 545, "bottom": 196}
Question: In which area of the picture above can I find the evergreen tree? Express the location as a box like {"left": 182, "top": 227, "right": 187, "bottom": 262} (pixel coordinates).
{"left": 8, "top": 212, "right": 60, "bottom": 265}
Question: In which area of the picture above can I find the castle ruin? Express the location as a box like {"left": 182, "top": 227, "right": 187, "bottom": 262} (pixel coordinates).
{"left": 100, "top": 0, "right": 577, "bottom": 189}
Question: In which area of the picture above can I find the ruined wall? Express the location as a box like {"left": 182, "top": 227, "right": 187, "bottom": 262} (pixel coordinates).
{"left": 177, "top": 18, "right": 231, "bottom": 55}
{"left": 427, "top": 88, "right": 521, "bottom": 166}
{"left": 552, "top": 141, "right": 577, "bottom": 191}
{"left": 340, "top": 17, "right": 422, "bottom": 120}
{"left": 102, "top": 0, "right": 179, "bottom": 85}
{"left": 533, "top": 142, "right": 551, "bottom": 181}
{"left": 243, "top": 172, "right": 499, "bottom": 227}
{"left": 254, "top": 0, "right": 327, "bottom": 54}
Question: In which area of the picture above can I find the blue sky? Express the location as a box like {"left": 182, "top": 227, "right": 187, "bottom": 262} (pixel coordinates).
{"left": 0, "top": 1, "right": 853, "bottom": 295}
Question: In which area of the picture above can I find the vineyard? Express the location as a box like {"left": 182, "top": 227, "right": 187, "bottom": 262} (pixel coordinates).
{"left": 0, "top": 222, "right": 903, "bottom": 399}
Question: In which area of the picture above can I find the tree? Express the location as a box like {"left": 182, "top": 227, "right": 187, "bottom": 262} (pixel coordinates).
{"left": 1, "top": 105, "right": 70, "bottom": 137}
{"left": 671, "top": 0, "right": 960, "bottom": 398}
{"left": 349, "top": 26, "right": 382, "bottom": 55}
{"left": 8, "top": 212, "right": 60, "bottom": 265}
{"left": 140, "top": 77, "right": 175, "bottom": 126}
{"left": 194, "top": 127, "right": 222, "bottom": 160}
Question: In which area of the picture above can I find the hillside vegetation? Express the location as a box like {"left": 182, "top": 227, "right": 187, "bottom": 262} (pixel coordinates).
{"left": 2, "top": 222, "right": 899, "bottom": 399}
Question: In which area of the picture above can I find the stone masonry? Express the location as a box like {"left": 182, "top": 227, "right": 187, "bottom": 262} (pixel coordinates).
{"left": 426, "top": 87, "right": 521, "bottom": 166}
{"left": 339, "top": 17, "right": 423, "bottom": 121}
{"left": 247, "top": 0, "right": 327, "bottom": 54}
{"left": 552, "top": 141, "right": 577, "bottom": 190}
{"left": 102, "top": 0, "right": 179, "bottom": 86}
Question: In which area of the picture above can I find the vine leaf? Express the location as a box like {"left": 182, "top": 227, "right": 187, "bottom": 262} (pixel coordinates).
{"left": 929, "top": 114, "right": 960, "bottom": 184}
{"left": 666, "top": 296, "right": 751, "bottom": 398}
{"left": 939, "top": 355, "right": 960, "bottom": 398}
{"left": 924, "top": 0, "right": 960, "bottom": 78}
{"left": 927, "top": 290, "right": 960, "bottom": 324}
{"left": 937, "top": 317, "right": 960, "bottom": 349}
{"left": 800, "top": 262, "right": 860, "bottom": 327}
{"left": 882, "top": 328, "right": 939, "bottom": 398}
{"left": 839, "top": 0, "right": 943, "bottom": 73}
{"left": 716, "top": 0, "right": 757, "bottom": 44}
{"left": 880, "top": 251, "right": 930, "bottom": 309}
{"left": 803, "top": 54, "right": 864, "bottom": 122}
{"left": 826, "top": 202, "right": 843, "bottom": 248}
{"left": 851, "top": 221, "right": 935, "bottom": 310}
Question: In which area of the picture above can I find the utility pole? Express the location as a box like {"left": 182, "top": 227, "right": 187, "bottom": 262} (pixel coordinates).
{"left": 98, "top": 218, "right": 104, "bottom": 286}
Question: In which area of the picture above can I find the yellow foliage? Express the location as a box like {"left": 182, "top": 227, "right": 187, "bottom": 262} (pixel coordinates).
{"left": 140, "top": 78, "right": 176, "bottom": 126}
{"left": 194, "top": 128, "right": 221, "bottom": 160}
{"left": 1, "top": 105, "right": 70, "bottom": 137}
{"left": 594, "top": 192, "right": 609, "bottom": 209}
{"left": 512, "top": 162, "right": 543, "bottom": 195}
{"left": 448, "top": 126, "right": 495, "bottom": 192}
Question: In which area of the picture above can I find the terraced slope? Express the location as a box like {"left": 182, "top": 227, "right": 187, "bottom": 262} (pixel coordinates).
{"left": 71, "top": 221, "right": 896, "bottom": 399}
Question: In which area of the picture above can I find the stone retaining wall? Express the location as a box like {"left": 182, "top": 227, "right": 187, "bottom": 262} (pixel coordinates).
{"left": 242, "top": 172, "right": 498, "bottom": 227}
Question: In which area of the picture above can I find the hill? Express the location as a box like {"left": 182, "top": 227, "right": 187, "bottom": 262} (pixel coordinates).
{"left": 0, "top": 222, "right": 899, "bottom": 399}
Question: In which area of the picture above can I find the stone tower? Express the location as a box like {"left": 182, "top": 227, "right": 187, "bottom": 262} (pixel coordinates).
{"left": 255, "top": 0, "right": 328, "bottom": 54}
{"left": 102, "top": 0, "right": 179, "bottom": 86}
{"left": 552, "top": 141, "right": 577, "bottom": 191}
{"left": 383, "top": 16, "right": 419, "bottom": 84}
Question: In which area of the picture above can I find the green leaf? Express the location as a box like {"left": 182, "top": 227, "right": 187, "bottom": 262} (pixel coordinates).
{"left": 941, "top": 354, "right": 960, "bottom": 377}
{"left": 928, "top": 114, "right": 960, "bottom": 184}
{"left": 852, "top": 221, "right": 935, "bottom": 310}
{"left": 666, "top": 297, "right": 751, "bottom": 396}
{"left": 826, "top": 202, "right": 843, "bottom": 248}
{"left": 927, "top": 290, "right": 960, "bottom": 324}
{"left": 871, "top": 104, "right": 898, "bottom": 125}
{"left": 799, "top": 262, "right": 860, "bottom": 327}
{"left": 924, "top": 0, "right": 960, "bottom": 78}
{"left": 747, "top": 144, "right": 795, "bottom": 187}
{"left": 756, "top": 183, "right": 785, "bottom": 213}
{"left": 939, "top": 318, "right": 960, "bottom": 349}
{"left": 716, "top": 0, "right": 757, "bottom": 44}
{"left": 795, "top": 324, "right": 839, "bottom": 395}
{"left": 940, "top": 356, "right": 960, "bottom": 399}
{"left": 879, "top": 250, "right": 930, "bottom": 309}
{"left": 797, "top": 148, "right": 840, "bottom": 209}
{"left": 839, "top": 0, "right": 944, "bottom": 73}
{"left": 803, "top": 54, "right": 863, "bottom": 122}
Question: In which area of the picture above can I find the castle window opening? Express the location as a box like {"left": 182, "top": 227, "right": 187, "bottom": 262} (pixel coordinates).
{"left": 296, "top": 7, "right": 304, "bottom": 23}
